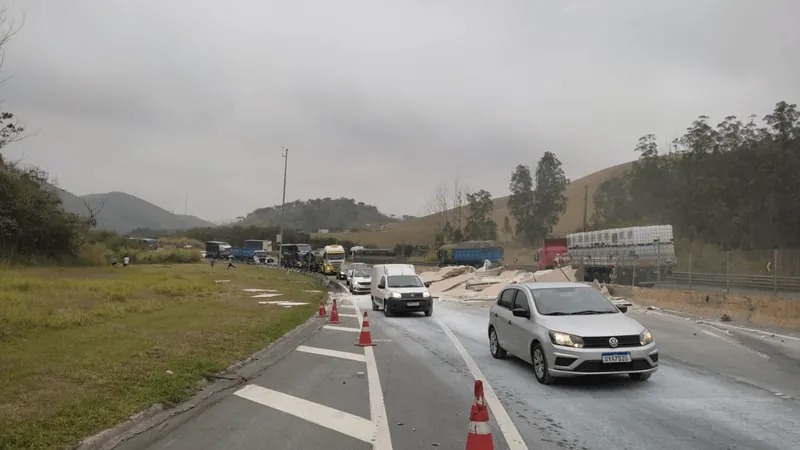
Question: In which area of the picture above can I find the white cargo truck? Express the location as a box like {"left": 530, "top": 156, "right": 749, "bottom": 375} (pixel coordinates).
{"left": 567, "top": 225, "right": 676, "bottom": 286}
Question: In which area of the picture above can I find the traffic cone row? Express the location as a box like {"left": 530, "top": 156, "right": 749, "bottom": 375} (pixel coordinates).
{"left": 318, "top": 300, "right": 327, "bottom": 317}
{"left": 466, "top": 379, "right": 494, "bottom": 450}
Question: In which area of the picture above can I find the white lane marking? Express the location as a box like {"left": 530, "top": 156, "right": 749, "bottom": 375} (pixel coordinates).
{"left": 234, "top": 384, "right": 374, "bottom": 443}
{"left": 352, "top": 300, "right": 393, "bottom": 450}
{"left": 339, "top": 304, "right": 356, "bottom": 309}
{"left": 437, "top": 320, "right": 528, "bottom": 450}
{"left": 700, "top": 330, "right": 770, "bottom": 359}
{"left": 324, "top": 325, "right": 362, "bottom": 333}
{"left": 338, "top": 313, "right": 360, "bottom": 318}
{"left": 296, "top": 345, "right": 366, "bottom": 362}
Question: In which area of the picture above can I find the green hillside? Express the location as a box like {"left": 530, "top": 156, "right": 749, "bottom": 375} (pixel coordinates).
{"left": 240, "top": 197, "right": 395, "bottom": 232}
{"left": 56, "top": 189, "right": 214, "bottom": 233}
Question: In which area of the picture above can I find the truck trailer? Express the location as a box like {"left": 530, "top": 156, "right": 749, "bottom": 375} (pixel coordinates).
{"left": 566, "top": 225, "right": 676, "bottom": 286}
{"left": 437, "top": 240, "right": 504, "bottom": 267}
{"left": 205, "top": 241, "right": 232, "bottom": 259}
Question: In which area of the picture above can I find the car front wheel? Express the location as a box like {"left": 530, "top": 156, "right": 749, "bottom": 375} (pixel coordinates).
{"left": 532, "top": 343, "right": 554, "bottom": 385}
{"left": 629, "top": 373, "right": 651, "bottom": 381}
{"left": 489, "top": 327, "right": 507, "bottom": 359}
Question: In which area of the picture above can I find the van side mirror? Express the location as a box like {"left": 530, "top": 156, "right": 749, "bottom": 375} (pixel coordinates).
{"left": 378, "top": 283, "right": 385, "bottom": 289}
{"left": 512, "top": 308, "right": 530, "bottom": 319}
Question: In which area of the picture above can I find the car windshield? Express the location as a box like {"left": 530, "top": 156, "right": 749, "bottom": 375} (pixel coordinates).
{"left": 387, "top": 275, "right": 423, "bottom": 288}
{"left": 532, "top": 287, "right": 618, "bottom": 315}
{"left": 354, "top": 269, "right": 371, "bottom": 277}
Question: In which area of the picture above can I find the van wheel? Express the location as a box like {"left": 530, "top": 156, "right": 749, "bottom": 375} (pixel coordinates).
{"left": 384, "top": 301, "right": 393, "bottom": 317}
{"left": 371, "top": 297, "right": 378, "bottom": 311}
{"left": 424, "top": 307, "right": 433, "bottom": 317}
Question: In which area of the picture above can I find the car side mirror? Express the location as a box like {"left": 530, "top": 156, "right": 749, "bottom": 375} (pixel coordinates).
{"left": 378, "top": 283, "right": 385, "bottom": 289}
{"left": 512, "top": 308, "right": 530, "bottom": 319}
{"left": 617, "top": 306, "right": 628, "bottom": 313}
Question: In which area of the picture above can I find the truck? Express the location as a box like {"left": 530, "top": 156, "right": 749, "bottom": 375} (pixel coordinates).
{"left": 244, "top": 240, "right": 273, "bottom": 252}
{"left": 205, "top": 241, "right": 232, "bottom": 259}
{"left": 536, "top": 238, "right": 569, "bottom": 270}
{"left": 280, "top": 243, "right": 313, "bottom": 268}
{"left": 321, "top": 244, "right": 346, "bottom": 275}
{"left": 565, "top": 225, "right": 676, "bottom": 286}
{"left": 230, "top": 247, "right": 269, "bottom": 264}
{"left": 350, "top": 247, "right": 397, "bottom": 263}
{"left": 437, "top": 240, "right": 504, "bottom": 267}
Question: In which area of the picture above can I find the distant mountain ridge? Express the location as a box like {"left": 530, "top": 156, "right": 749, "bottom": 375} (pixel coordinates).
{"left": 56, "top": 189, "right": 215, "bottom": 234}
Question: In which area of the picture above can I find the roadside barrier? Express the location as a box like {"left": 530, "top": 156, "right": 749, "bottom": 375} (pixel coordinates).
{"left": 466, "top": 380, "right": 494, "bottom": 450}
{"left": 355, "top": 312, "right": 375, "bottom": 347}
{"left": 329, "top": 299, "right": 341, "bottom": 324}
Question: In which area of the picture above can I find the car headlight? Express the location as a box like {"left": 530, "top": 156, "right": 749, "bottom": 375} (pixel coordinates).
{"left": 391, "top": 292, "right": 401, "bottom": 298}
{"left": 640, "top": 329, "right": 654, "bottom": 346}
{"left": 548, "top": 331, "right": 584, "bottom": 348}
{"left": 422, "top": 291, "right": 431, "bottom": 297}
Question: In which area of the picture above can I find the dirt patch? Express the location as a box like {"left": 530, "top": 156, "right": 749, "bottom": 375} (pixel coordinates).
{"left": 609, "top": 284, "right": 800, "bottom": 331}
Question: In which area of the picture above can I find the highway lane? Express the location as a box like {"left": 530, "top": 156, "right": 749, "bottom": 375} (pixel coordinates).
{"left": 354, "top": 292, "right": 800, "bottom": 450}
{"left": 113, "top": 274, "right": 800, "bottom": 450}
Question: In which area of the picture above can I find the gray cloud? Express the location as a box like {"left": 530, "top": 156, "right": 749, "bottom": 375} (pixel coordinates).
{"left": 2, "top": 0, "right": 799, "bottom": 222}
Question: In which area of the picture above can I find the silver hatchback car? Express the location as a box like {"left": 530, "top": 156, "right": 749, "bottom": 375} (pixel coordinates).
{"left": 488, "top": 282, "right": 658, "bottom": 384}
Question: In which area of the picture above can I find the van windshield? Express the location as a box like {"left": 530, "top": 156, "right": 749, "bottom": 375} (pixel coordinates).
{"left": 387, "top": 275, "right": 424, "bottom": 288}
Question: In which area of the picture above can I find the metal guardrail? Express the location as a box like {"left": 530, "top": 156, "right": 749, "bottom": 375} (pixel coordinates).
{"left": 667, "top": 271, "right": 800, "bottom": 292}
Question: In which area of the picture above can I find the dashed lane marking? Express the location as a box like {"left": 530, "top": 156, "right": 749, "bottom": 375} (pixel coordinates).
{"left": 338, "top": 313, "right": 360, "bottom": 318}
{"left": 437, "top": 320, "right": 528, "bottom": 450}
{"left": 233, "top": 384, "right": 374, "bottom": 444}
{"left": 296, "top": 345, "right": 366, "bottom": 362}
{"left": 323, "top": 325, "right": 362, "bottom": 333}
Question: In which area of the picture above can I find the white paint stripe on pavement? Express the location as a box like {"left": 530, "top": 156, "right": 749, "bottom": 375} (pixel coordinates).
{"left": 338, "top": 313, "right": 360, "bottom": 318}
{"left": 437, "top": 320, "right": 528, "bottom": 450}
{"left": 353, "top": 300, "right": 393, "bottom": 450}
{"left": 296, "top": 345, "right": 366, "bottom": 362}
{"left": 233, "top": 384, "right": 374, "bottom": 443}
{"left": 339, "top": 303, "right": 356, "bottom": 308}
{"left": 323, "top": 325, "right": 362, "bottom": 333}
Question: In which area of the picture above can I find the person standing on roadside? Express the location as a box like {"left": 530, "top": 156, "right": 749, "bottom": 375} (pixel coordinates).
{"left": 123, "top": 255, "right": 130, "bottom": 267}
{"left": 110, "top": 256, "right": 118, "bottom": 267}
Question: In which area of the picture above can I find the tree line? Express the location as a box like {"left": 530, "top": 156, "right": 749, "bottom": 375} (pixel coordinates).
{"left": 592, "top": 100, "right": 800, "bottom": 250}
{"left": 426, "top": 152, "right": 569, "bottom": 249}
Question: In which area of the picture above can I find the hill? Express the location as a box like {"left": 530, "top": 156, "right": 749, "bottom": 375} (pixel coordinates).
{"left": 57, "top": 189, "right": 215, "bottom": 234}
{"left": 318, "top": 161, "right": 634, "bottom": 248}
{"left": 239, "top": 197, "right": 395, "bottom": 232}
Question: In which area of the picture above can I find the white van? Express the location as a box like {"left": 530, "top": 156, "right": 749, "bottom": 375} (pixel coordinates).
{"left": 370, "top": 264, "right": 432, "bottom": 317}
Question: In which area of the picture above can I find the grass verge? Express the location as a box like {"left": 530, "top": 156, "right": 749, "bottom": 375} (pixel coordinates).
{"left": 0, "top": 263, "right": 322, "bottom": 450}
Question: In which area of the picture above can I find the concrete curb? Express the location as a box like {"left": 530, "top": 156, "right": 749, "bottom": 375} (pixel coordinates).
{"left": 72, "top": 272, "right": 334, "bottom": 450}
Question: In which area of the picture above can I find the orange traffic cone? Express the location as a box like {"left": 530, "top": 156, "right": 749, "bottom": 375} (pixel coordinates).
{"left": 318, "top": 300, "right": 327, "bottom": 318}
{"left": 465, "top": 380, "right": 494, "bottom": 450}
{"left": 355, "top": 311, "right": 375, "bottom": 347}
{"left": 329, "top": 299, "right": 341, "bottom": 324}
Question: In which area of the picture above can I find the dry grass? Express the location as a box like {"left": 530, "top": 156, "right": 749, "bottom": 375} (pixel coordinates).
{"left": 610, "top": 285, "right": 800, "bottom": 331}
{"left": 317, "top": 161, "right": 634, "bottom": 249}
{"left": 0, "top": 264, "right": 322, "bottom": 450}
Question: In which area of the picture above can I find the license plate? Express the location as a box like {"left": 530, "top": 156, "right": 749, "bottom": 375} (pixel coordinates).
{"left": 406, "top": 301, "right": 420, "bottom": 307}
{"left": 601, "top": 352, "right": 632, "bottom": 363}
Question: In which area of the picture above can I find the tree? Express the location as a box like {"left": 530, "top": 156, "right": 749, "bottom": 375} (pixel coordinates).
{"left": 464, "top": 189, "right": 497, "bottom": 241}
{"left": 507, "top": 164, "right": 534, "bottom": 245}
{"left": 426, "top": 181, "right": 450, "bottom": 232}
{"left": 502, "top": 216, "right": 512, "bottom": 242}
{"left": 529, "top": 151, "right": 568, "bottom": 242}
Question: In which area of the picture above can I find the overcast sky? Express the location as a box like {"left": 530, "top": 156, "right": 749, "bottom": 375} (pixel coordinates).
{"left": 2, "top": 0, "right": 799, "bottom": 223}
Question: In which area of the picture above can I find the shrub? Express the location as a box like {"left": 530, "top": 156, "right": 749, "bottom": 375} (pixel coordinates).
{"left": 131, "top": 248, "right": 202, "bottom": 264}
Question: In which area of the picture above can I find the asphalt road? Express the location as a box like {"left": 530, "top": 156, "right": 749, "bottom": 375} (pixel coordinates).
{"left": 116, "top": 278, "right": 800, "bottom": 450}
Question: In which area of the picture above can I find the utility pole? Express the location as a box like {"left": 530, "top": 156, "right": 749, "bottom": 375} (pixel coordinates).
{"left": 582, "top": 184, "right": 588, "bottom": 232}
{"left": 277, "top": 147, "right": 289, "bottom": 269}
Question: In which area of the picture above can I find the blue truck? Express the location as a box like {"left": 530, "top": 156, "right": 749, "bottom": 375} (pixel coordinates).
{"left": 230, "top": 247, "right": 268, "bottom": 264}
{"left": 437, "top": 240, "right": 504, "bottom": 267}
